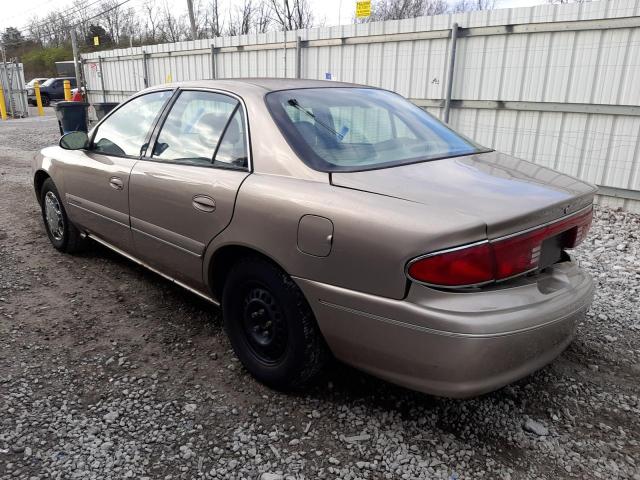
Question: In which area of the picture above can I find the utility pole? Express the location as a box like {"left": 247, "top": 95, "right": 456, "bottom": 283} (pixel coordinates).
{"left": 186, "top": 0, "right": 198, "bottom": 40}
{"left": 70, "top": 29, "right": 83, "bottom": 98}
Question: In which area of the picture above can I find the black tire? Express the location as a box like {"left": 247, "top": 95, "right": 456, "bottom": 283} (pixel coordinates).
{"left": 222, "top": 256, "right": 329, "bottom": 390}
{"left": 40, "top": 178, "right": 85, "bottom": 253}
{"left": 40, "top": 94, "right": 50, "bottom": 107}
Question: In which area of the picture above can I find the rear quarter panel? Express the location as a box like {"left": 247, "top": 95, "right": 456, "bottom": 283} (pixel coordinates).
{"left": 205, "top": 173, "right": 487, "bottom": 300}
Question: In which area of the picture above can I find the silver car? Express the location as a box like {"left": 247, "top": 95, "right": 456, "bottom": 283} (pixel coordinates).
{"left": 32, "top": 79, "right": 595, "bottom": 397}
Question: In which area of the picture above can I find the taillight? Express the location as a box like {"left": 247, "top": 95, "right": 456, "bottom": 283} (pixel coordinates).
{"left": 407, "top": 207, "right": 593, "bottom": 288}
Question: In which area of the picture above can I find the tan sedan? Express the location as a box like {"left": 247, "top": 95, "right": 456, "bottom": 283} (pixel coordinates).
{"left": 32, "top": 79, "right": 595, "bottom": 397}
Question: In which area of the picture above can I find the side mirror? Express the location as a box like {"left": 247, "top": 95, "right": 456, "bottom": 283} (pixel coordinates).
{"left": 60, "top": 131, "right": 89, "bottom": 150}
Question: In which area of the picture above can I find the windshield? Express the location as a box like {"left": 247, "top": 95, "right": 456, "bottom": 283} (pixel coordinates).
{"left": 266, "top": 87, "right": 487, "bottom": 172}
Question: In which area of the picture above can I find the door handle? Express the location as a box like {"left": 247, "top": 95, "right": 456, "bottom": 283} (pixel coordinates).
{"left": 192, "top": 195, "right": 216, "bottom": 213}
{"left": 109, "top": 177, "right": 124, "bottom": 190}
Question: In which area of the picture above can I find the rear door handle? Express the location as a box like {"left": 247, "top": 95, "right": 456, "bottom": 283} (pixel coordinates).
{"left": 109, "top": 177, "right": 124, "bottom": 190}
{"left": 192, "top": 195, "right": 216, "bottom": 213}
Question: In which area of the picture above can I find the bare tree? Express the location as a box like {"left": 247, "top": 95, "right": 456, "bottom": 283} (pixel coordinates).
{"left": 227, "top": 0, "right": 254, "bottom": 36}
{"left": 100, "top": 0, "right": 128, "bottom": 44}
{"left": 370, "top": 0, "right": 448, "bottom": 20}
{"left": 192, "top": 0, "right": 210, "bottom": 39}
{"left": 451, "top": 0, "right": 495, "bottom": 12}
{"left": 71, "top": 0, "right": 94, "bottom": 44}
{"left": 142, "top": 0, "right": 162, "bottom": 43}
{"left": 254, "top": 0, "right": 271, "bottom": 33}
{"left": 269, "top": 0, "right": 313, "bottom": 30}
{"left": 546, "top": 0, "right": 590, "bottom": 3}
{"left": 205, "top": 0, "right": 224, "bottom": 37}
{"left": 159, "top": 1, "right": 188, "bottom": 42}
{"left": 26, "top": 15, "right": 46, "bottom": 46}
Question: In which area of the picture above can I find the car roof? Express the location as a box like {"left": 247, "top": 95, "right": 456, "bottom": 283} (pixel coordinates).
{"left": 148, "top": 78, "right": 370, "bottom": 96}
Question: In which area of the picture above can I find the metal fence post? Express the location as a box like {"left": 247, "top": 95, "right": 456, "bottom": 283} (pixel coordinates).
{"left": 98, "top": 56, "right": 106, "bottom": 102}
{"left": 283, "top": 31, "right": 287, "bottom": 78}
{"left": 443, "top": 22, "right": 459, "bottom": 124}
{"left": 70, "top": 29, "right": 83, "bottom": 96}
{"left": 295, "top": 36, "right": 302, "bottom": 79}
{"left": 142, "top": 51, "right": 149, "bottom": 88}
{"left": 210, "top": 44, "right": 217, "bottom": 79}
{"left": 14, "top": 60, "right": 27, "bottom": 117}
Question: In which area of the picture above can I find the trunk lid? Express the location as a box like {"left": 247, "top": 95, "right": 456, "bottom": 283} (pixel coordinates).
{"left": 330, "top": 151, "right": 597, "bottom": 239}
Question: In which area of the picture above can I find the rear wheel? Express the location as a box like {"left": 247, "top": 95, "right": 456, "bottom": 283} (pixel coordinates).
{"left": 222, "top": 256, "right": 329, "bottom": 390}
{"left": 40, "top": 178, "right": 85, "bottom": 253}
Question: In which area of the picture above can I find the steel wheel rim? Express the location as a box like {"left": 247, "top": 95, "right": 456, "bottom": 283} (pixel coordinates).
{"left": 241, "top": 286, "right": 287, "bottom": 364}
{"left": 44, "top": 191, "right": 64, "bottom": 241}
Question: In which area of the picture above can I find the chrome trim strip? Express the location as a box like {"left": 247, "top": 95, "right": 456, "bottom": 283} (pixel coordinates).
{"left": 494, "top": 204, "right": 593, "bottom": 242}
{"left": 319, "top": 299, "right": 588, "bottom": 339}
{"left": 87, "top": 233, "right": 219, "bottom": 305}
{"left": 405, "top": 204, "right": 593, "bottom": 290}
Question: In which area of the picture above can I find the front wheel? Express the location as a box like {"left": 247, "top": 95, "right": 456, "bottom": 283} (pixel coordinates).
{"left": 40, "top": 94, "right": 50, "bottom": 107}
{"left": 222, "top": 256, "right": 329, "bottom": 390}
{"left": 40, "top": 178, "right": 85, "bottom": 253}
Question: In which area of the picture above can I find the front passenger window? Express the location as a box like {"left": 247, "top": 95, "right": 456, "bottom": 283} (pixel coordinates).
{"left": 92, "top": 90, "right": 172, "bottom": 157}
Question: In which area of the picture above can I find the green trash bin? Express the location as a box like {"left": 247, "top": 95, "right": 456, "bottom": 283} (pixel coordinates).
{"left": 55, "top": 101, "right": 89, "bottom": 135}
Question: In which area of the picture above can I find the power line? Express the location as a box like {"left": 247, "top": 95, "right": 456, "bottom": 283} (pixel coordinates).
{"left": 1, "top": 0, "right": 136, "bottom": 48}
{"left": 16, "top": 0, "right": 120, "bottom": 34}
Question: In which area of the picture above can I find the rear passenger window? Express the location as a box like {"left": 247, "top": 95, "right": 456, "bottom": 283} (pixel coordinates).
{"left": 151, "top": 90, "right": 248, "bottom": 169}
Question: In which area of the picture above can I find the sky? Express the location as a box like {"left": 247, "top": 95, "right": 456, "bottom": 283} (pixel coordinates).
{"left": 1, "top": 0, "right": 548, "bottom": 34}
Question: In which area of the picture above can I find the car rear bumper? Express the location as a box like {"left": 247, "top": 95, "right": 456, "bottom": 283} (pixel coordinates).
{"left": 294, "top": 260, "right": 593, "bottom": 398}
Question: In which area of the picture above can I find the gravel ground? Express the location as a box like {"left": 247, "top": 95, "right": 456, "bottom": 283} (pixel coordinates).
{"left": 1, "top": 113, "right": 639, "bottom": 480}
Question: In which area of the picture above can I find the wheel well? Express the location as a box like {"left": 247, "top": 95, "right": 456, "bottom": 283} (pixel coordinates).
{"left": 34, "top": 170, "right": 50, "bottom": 205}
{"left": 209, "top": 245, "right": 282, "bottom": 301}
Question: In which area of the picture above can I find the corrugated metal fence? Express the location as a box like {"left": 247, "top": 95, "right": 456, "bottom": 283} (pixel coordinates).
{"left": 1, "top": 62, "right": 28, "bottom": 118}
{"left": 82, "top": 0, "right": 640, "bottom": 211}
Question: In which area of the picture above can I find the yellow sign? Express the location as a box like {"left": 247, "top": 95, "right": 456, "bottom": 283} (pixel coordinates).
{"left": 356, "top": 0, "right": 371, "bottom": 18}
{"left": 93, "top": 36, "right": 100, "bottom": 46}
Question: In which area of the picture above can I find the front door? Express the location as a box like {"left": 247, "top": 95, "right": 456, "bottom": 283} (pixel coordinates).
{"left": 63, "top": 90, "right": 173, "bottom": 251}
{"left": 129, "top": 89, "right": 251, "bottom": 290}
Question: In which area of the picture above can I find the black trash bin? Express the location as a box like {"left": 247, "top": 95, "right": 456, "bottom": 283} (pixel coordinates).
{"left": 55, "top": 101, "right": 89, "bottom": 135}
{"left": 93, "top": 102, "right": 120, "bottom": 121}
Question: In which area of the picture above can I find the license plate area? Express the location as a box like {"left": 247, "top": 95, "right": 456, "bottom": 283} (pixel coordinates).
{"left": 537, "top": 233, "right": 565, "bottom": 270}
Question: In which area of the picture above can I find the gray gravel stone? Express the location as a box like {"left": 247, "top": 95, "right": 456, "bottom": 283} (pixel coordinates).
{"left": 524, "top": 419, "right": 549, "bottom": 436}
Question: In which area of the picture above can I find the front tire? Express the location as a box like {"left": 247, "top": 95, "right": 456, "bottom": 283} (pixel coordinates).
{"left": 40, "top": 178, "right": 85, "bottom": 253}
{"left": 222, "top": 256, "right": 329, "bottom": 390}
{"left": 40, "top": 94, "right": 50, "bottom": 107}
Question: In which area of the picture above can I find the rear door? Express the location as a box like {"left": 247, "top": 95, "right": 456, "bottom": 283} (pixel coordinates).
{"left": 128, "top": 89, "right": 251, "bottom": 290}
{"left": 63, "top": 90, "right": 173, "bottom": 251}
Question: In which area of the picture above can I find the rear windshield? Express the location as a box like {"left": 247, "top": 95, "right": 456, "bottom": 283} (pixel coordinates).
{"left": 266, "top": 87, "right": 487, "bottom": 172}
